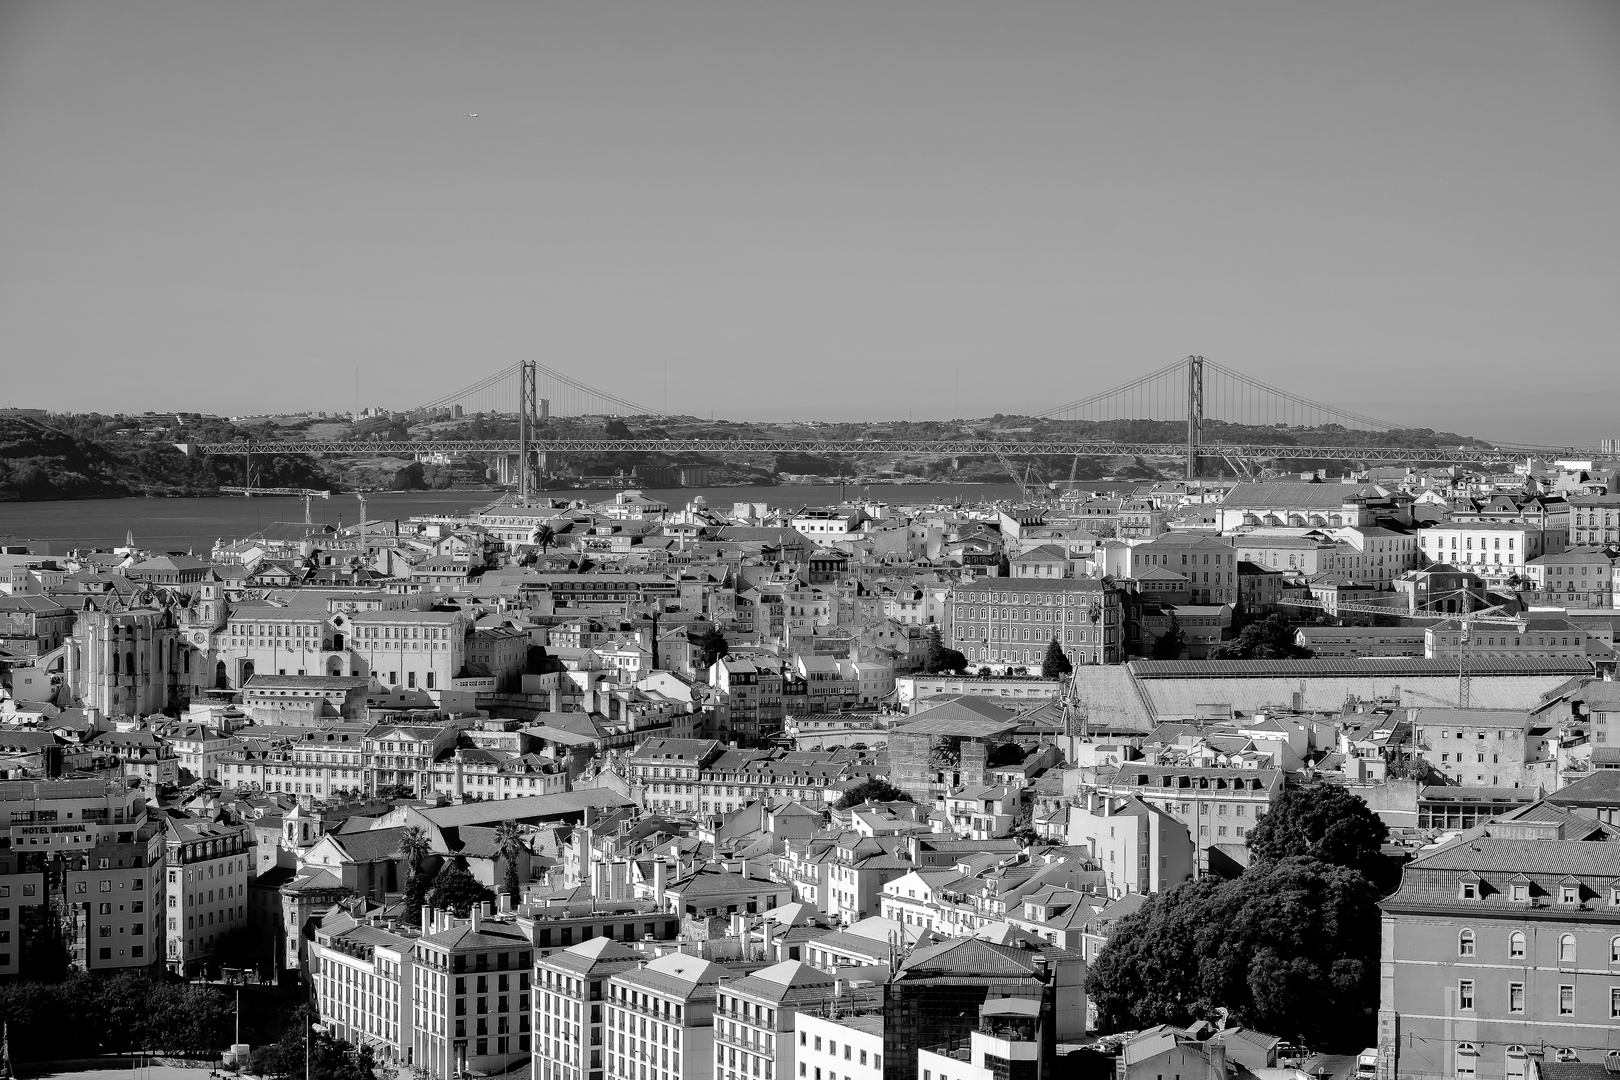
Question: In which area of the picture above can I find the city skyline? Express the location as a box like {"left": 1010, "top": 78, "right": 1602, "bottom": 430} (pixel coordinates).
{"left": 1, "top": 1, "right": 1617, "bottom": 440}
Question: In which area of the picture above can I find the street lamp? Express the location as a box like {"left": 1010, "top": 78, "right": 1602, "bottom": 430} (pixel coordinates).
{"left": 308, "top": 1021, "right": 328, "bottom": 1080}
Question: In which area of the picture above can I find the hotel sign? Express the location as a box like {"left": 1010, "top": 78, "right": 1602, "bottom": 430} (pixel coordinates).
{"left": 15, "top": 824, "right": 88, "bottom": 836}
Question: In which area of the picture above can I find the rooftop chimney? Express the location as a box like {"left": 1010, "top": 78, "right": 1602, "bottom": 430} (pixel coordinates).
{"left": 422, "top": 906, "right": 433, "bottom": 934}
{"left": 653, "top": 859, "right": 668, "bottom": 912}
{"left": 471, "top": 905, "right": 483, "bottom": 932}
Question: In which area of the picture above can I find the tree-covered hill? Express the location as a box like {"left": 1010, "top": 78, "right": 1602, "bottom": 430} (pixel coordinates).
{"left": 0, "top": 415, "right": 329, "bottom": 500}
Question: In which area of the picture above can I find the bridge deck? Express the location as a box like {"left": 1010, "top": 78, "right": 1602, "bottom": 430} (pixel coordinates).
{"left": 195, "top": 439, "right": 1559, "bottom": 463}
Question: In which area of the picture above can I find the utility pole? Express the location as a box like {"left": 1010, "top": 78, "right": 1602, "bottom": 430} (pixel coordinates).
{"left": 1185, "top": 355, "right": 1204, "bottom": 480}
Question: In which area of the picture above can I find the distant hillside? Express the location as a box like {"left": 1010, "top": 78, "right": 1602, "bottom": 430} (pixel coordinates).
{"left": 0, "top": 417, "right": 329, "bottom": 501}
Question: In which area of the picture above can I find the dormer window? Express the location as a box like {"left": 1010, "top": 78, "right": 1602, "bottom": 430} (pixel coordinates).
{"left": 1511, "top": 884, "right": 1528, "bottom": 903}
{"left": 1460, "top": 879, "right": 1479, "bottom": 900}
{"left": 1561, "top": 885, "right": 1579, "bottom": 905}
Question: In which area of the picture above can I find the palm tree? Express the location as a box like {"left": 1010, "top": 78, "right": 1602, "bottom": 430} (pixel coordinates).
{"left": 400, "top": 825, "right": 432, "bottom": 922}
{"left": 534, "top": 523, "right": 556, "bottom": 554}
{"left": 494, "top": 820, "right": 525, "bottom": 904}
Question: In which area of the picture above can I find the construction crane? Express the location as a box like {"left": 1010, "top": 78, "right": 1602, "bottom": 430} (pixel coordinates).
{"left": 1280, "top": 587, "right": 1520, "bottom": 708}
{"left": 990, "top": 446, "right": 1034, "bottom": 501}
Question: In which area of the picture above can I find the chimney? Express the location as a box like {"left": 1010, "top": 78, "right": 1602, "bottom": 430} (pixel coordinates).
{"left": 481, "top": 900, "right": 493, "bottom": 920}
{"left": 762, "top": 918, "right": 775, "bottom": 960}
{"left": 422, "top": 906, "right": 433, "bottom": 934}
{"left": 499, "top": 891, "right": 514, "bottom": 915}
{"left": 653, "top": 859, "right": 668, "bottom": 911}
{"left": 471, "top": 904, "right": 482, "bottom": 932}
{"left": 1207, "top": 1042, "right": 1227, "bottom": 1080}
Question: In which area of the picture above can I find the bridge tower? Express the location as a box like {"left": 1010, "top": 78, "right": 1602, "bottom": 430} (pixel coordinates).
{"left": 1185, "top": 355, "right": 1205, "bottom": 479}
{"left": 517, "top": 360, "right": 539, "bottom": 501}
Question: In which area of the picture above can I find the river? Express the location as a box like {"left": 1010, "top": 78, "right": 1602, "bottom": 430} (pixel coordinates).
{"left": 0, "top": 482, "right": 1032, "bottom": 552}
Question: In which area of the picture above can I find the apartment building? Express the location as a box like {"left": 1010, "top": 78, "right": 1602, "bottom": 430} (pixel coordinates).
{"left": 1090, "top": 764, "right": 1283, "bottom": 875}
{"left": 711, "top": 658, "right": 785, "bottom": 746}
{"left": 1065, "top": 793, "right": 1195, "bottom": 898}
{"left": 163, "top": 817, "right": 252, "bottom": 975}
{"left": 537, "top": 937, "right": 644, "bottom": 1080}
{"left": 0, "top": 778, "right": 165, "bottom": 976}
{"left": 1408, "top": 709, "right": 1542, "bottom": 790}
{"left": 1417, "top": 523, "right": 1564, "bottom": 588}
{"left": 1376, "top": 804, "right": 1620, "bottom": 1080}
{"left": 1523, "top": 547, "right": 1616, "bottom": 608}
{"left": 1568, "top": 494, "right": 1620, "bottom": 548}
{"left": 947, "top": 578, "right": 1124, "bottom": 671}
{"left": 714, "top": 960, "right": 838, "bottom": 1080}
{"left": 412, "top": 908, "right": 535, "bottom": 1080}
{"left": 606, "top": 951, "right": 723, "bottom": 1080}
{"left": 627, "top": 739, "right": 726, "bottom": 814}
{"left": 366, "top": 722, "right": 461, "bottom": 796}
{"left": 696, "top": 748, "right": 872, "bottom": 816}
{"left": 796, "top": 1013, "right": 884, "bottom": 1080}
{"left": 310, "top": 913, "right": 416, "bottom": 1063}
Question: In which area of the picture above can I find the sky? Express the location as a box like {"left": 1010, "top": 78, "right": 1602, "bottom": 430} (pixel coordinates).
{"left": 1, "top": 1, "right": 1617, "bottom": 443}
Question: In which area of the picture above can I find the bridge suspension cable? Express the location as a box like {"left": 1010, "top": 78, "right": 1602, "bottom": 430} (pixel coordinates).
{"left": 1036, "top": 354, "right": 1404, "bottom": 432}
{"left": 408, "top": 361, "right": 662, "bottom": 420}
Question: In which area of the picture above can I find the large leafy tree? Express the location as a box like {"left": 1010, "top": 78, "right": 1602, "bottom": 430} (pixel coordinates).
{"left": 1247, "top": 781, "right": 1391, "bottom": 879}
{"left": 1208, "top": 614, "right": 1313, "bottom": 660}
{"left": 1151, "top": 616, "right": 1186, "bottom": 660}
{"left": 834, "top": 778, "right": 912, "bottom": 809}
{"left": 427, "top": 859, "right": 496, "bottom": 918}
{"left": 1040, "top": 639, "right": 1073, "bottom": 678}
{"left": 1086, "top": 857, "right": 1382, "bottom": 1052}
{"left": 923, "top": 625, "right": 969, "bottom": 674}
{"left": 696, "top": 627, "right": 730, "bottom": 670}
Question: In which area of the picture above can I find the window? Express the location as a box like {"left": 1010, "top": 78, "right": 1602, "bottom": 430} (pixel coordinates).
{"left": 1455, "top": 1044, "right": 1476, "bottom": 1079}
{"left": 1612, "top": 987, "right": 1620, "bottom": 1020}
{"left": 1509, "top": 931, "right": 1526, "bottom": 959}
{"left": 1510, "top": 883, "right": 1528, "bottom": 903}
{"left": 1612, "top": 936, "right": 1620, "bottom": 964}
{"left": 1458, "top": 980, "right": 1474, "bottom": 1010}
{"left": 1459, "top": 880, "right": 1477, "bottom": 900}
{"left": 1559, "top": 985, "right": 1574, "bottom": 1015}
{"left": 1561, "top": 885, "right": 1579, "bottom": 904}
{"left": 1458, "top": 929, "right": 1475, "bottom": 956}
{"left": 1560, "top": 934, "right": 1576, "bottom": 963}
{"left": 1509, "top": 983, "right": 1524, "bottom": 1013}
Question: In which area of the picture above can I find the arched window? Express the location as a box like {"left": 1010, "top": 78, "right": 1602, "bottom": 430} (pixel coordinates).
{"left": 1458, "top": 929, "right": 1475, "bottom": 956}
{"left": 1611, "top": 935, "right": 1620, "bottom": 964}
{"left": 111, "top": 653, "right": 120, "bottom": 676}
{"left": 1456, "top": 1044, "right": 1477, "bottom": 1080}
{"left": 1559, "top": 934, "right": 1576, "bottom": 963}
{"left": 125, "top": 651, "right": 134, "bottom": 676}
{"left": 1509, "top": 931, "right": 1526, "bottom": 959}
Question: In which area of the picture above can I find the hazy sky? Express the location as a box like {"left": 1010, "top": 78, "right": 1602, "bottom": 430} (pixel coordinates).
{"left": 1, "top": 1, "right": 1617, "bottom": 441}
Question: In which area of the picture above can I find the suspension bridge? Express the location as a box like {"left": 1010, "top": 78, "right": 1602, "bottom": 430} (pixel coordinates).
{"left": 197, "top": 357, "right": 1586, "bottom": 495}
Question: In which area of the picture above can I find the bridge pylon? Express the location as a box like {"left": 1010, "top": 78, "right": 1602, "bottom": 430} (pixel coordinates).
{"left": 1186, "top": 355, "right": 1205, "bottom": 479}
